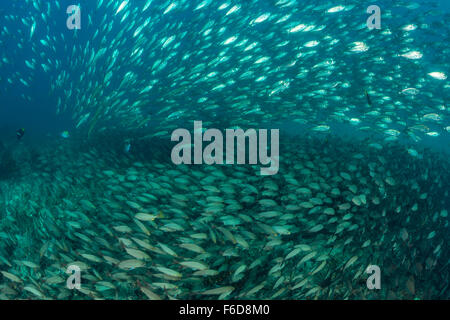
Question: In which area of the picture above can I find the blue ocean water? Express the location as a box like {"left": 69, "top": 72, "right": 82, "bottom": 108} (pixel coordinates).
{"left": 0, "top": 0, "right": 448, "bottom": 152}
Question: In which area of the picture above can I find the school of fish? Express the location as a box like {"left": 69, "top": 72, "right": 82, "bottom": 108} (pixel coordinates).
{"left": 0, "top": 0, "right": 448, "bottom": 300}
